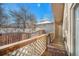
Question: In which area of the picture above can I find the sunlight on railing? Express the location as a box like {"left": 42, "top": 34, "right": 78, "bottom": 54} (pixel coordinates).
{"left": 0, "top": 34, "right": 48, "bottom": 56}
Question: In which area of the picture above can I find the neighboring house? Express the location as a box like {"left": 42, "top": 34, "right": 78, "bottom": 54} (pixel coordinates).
{"left": 0, "top": 19, "right": 54, "bottom": 34}
{"left": 36, "top": 20, "right": 55, "bottom": 33}
{"left": 0, "top": 22, "right": 35, "bottom": 33}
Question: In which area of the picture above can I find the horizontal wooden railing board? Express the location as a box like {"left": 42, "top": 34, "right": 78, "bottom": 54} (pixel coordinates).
{"left": 0, "top": 34, "right": 48, "bottom": 56}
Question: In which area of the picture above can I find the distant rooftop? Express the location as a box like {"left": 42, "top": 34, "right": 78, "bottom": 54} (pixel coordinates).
{"left": 37, "top": 20, "right": 53, "bottom": 25}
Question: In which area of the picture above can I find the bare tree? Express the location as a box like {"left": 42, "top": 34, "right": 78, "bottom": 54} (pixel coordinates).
{"left": 0, "top": 4, "right": 8, "bottom": 27}
{"left": 10, "top": 10, "right": 21, "bottom": 27}
{"left": 9, "top": 6, "right": 36, "bottom": 33}
{"left": 9, "top": 10, "right": 22, "bottom": 32}
{"left": 0, "top": 4, "right": 8, "bottom": 33}
{"left": 28, "top": 13, "right": 36, "bottom": 32}
{"left": 19, "top": 7, "right": 29, "bottom": 32}
{"left": 17, "top": 7, "right": 36, "bottom": 32}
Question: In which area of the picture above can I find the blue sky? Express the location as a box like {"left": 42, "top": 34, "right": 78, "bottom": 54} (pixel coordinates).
{"left": 2, "top": 3, "right": 54, "bottom": 23}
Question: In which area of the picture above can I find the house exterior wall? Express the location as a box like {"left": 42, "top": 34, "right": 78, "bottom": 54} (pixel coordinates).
{"left": 63, "top": 3, "right": 75, "bottom": 56}
{"left": 0, "top": 28, "right": 32, "bottom": 33}
{"left": 36, "top": 23, "right": 55, "bottom": 33}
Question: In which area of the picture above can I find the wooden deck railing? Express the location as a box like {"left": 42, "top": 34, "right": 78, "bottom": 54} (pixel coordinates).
{"left": 0, "top": 33, "right": 31, "bottom": 46}
{"left": 0, "top": 34, "right": 48, "bottom": 56}
{"left": 0, "top": 30, "right": 46, "bottom": 46}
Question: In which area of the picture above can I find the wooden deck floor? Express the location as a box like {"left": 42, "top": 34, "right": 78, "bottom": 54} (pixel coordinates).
{"left": 42, "top": 49, "right": 53, "bottom": 56}
{"left": 42, "top": 38, "right": 68, "bottom": 56}
{"left": 42, "top": 45, "right": 67, "bottom": 56}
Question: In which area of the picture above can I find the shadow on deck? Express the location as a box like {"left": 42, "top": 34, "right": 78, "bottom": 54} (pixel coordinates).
{"left": 42, "top": 38, "right": 68, "bottom": 56}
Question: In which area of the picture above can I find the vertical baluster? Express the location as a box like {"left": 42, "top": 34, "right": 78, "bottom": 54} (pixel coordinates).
{"left": 4, "top": 34, "right": 6, "bottom": 45}
{"left": 5, "top": 34, "right": 7, "bottom": 45}
{"left": 13, "top": 33, "right": 16, "bottom": 43}
{"left": 8, "top": 34, "right": 10, "bottom": 44}
{"left": 18, "top": 33, "right": 20, "bottom": 41}
{"left": 1, "top": 34, "right": 3, "bottom": 46}
{"left": 7, "top": 34, "right": 9, "bottom": 44}
{"left": 7, "top": 34, "right": 8, "bottom": 44}
{"left": 2, "top": 34, "right": 4, "bottom": 46}
{"left": 21, "top": 33, "right": 22, "bottom": 41}
{"left": 20, "top": 33, "right": 22, "bottom": 41}
{"left": 16, "top": 34, "right": 19, "bottom": 41}
{"left": 14, "top": 33, "right": 15, "bottom": 42}
{"left": 11, "top": 34, "right": 13, "bottom": 43}
{"left": 6, "top": 34, "right": 8, "bottom": 45}
{"left": 15, "top": 33, "right": 16, "bottom": 42}
{"left": 11, "top": 33, "right": 12, "bottom": 44}
{"left": 13, "top": 33, "right": 14, "bottom": 43}
{"left": 0, "top": 36, "right": 1, "bottom": 46}
{"left": 12, "top": 33, "right": 13, "bottom": 43}
{"left": 8, "top": 33, "right": 9, "bottom": 44}
{"left": 13, "top": 33, "right": 15, "bottom": 43}
{"left": 13, "top": 34, "right": 16, "bottom": 42}
{"left": 17, "top": 33, "right": 19, "bottom": 42}
{"left": 16, "top": 33, "right": 17, "bottom": 42}
{"left": 12, "top": 34, "right": 14, "bottom": 43}
{"left": 3, "top": 34, "right": 6, "bottom": 45}
{"left": 10, "top": 33, "right": 12, "bottom": 44}
{"left": 0, "top": 35, "right": 1, "bottom": 46}
{"left": 9, "top": 34, "right": 11, "bottom": 44}
{"left": 17, "top": 34, "right": 19, "bottom": 41}
{"left": 19, "top": 33, "right": 21, "bottom": 41}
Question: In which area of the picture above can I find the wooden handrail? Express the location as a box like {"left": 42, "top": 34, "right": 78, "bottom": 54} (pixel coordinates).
{"left": 0, "top": 34, "right": 48, "bottom": 55}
